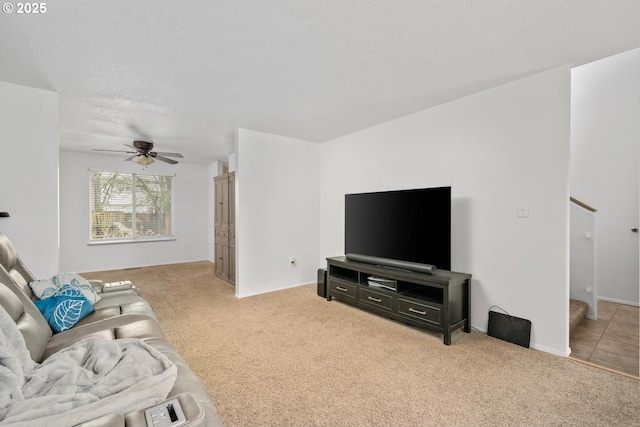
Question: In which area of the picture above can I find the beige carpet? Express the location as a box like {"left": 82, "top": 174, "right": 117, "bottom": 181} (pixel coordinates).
{"left": 83, "top": 262, "right": 640, "bottom": 427}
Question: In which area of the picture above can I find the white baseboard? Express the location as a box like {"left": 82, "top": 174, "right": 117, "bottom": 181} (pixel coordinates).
{"left": 533, "top": 343, "right": 571, "bottom": 358}
{"left": 472, "top": 326, "right": 570, "bottom": 357}
{"left": 598, "top": 296, "right": 639, "bottom": 307}
{"left": 236, "top": 282, "right": 314, "bottom": 299}
{"left": 79, "top": 259, "right": 213, "bottom": 274}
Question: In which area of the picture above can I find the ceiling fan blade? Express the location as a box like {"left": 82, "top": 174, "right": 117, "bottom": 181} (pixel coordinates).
{"left": 93, "top": 149, "right": 137, "bottom": 154}
{"left": 154, "top": 151, "right": 184, "bottom": 158}
{"left": 127, "top": 124, "right": 153, "bottom": 141}
{"left": 123, "top": 143, "right": 137, "bottom": 150}
{"left": 124, "top": 155, "right": 137, "bottom": 161}
{"left": 152, "top": 154, "right": 178, "bottom": 165}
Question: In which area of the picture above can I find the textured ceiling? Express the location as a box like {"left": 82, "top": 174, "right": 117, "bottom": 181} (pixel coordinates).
{"left": 1, "top": 1, "right": 638, "bottom": 164}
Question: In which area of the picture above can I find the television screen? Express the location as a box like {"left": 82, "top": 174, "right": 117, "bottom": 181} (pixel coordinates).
{"left": 345, "top": 187, "right": 451, "bottom": 271}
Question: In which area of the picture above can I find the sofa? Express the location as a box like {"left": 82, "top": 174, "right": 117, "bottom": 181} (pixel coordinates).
{"left": 0, "top": 233, "right": 224, "bottom": 427}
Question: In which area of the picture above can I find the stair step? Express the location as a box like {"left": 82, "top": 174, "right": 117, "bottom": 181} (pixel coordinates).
{"left": 570, "top": 299, "right": 589, "bottom": 333}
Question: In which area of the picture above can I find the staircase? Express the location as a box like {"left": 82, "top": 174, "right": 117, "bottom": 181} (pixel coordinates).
{"left": 570, "top": 299, "right": 589, "bottom": 333}
{"left": 570, "top": 197, "right": 598, "bottom": 323}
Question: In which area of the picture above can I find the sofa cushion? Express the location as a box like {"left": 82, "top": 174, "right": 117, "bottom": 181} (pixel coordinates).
{"left": 34, "top": 294, "right": 96, "bottom": 333}
{"left": 0, "top": 281, "right": 52, "bottom": 362}
{"left": 30, "top": 273, "right": 102, "bottom": 304}
{"left": 0, "top": 234, "right": 39, "bottom": 298}
{"left": 73, "top": 294, "right": 158, "bottom": 328}
{"left": 42, "top": 314, "right": 166, "bottom": 359}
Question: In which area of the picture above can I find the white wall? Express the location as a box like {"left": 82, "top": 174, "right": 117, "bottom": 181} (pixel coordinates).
{"left": 570, "top": 48, "right": 640, "bottom": 306}
{"left": 319, "top": 67, "right": 571, "bottom": 355}
{"left": 0, "top": 81, "right": 59, "bottom": 279}
{"left": 235, "top": 128, "right": 320, "bottom": 298}
{"left": 59, "top": 151, "right": 210, "bottom": 272}
{"left": 228, "top": 153, "right": 236, "bottom": 172}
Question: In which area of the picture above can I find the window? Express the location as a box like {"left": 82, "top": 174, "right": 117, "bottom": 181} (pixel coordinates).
{"left": 90, "top": 171, "right": 174, "bottom": 242}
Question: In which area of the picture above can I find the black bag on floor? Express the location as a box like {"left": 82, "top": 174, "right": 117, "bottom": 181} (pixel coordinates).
{"left": 487, "top": 306, "right": 531, "bottom": 348}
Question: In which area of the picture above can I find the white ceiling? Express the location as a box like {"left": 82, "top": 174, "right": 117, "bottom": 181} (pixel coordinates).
{"left": 1, "top": 1, "right": 638, "bottom": 164}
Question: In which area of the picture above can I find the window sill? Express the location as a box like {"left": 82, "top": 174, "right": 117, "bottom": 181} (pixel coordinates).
{"left": 88, "top": 236, "right": 176, "bottom": 245}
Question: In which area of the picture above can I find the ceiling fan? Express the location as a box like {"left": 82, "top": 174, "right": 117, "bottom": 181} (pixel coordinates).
{"left": 93, "top": 141, "right": 184, "bottom": 165}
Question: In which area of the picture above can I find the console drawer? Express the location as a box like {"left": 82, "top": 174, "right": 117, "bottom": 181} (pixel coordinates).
{"left": 359, "top": 286, "right": 394, "bottom": 311}
{"left": 397, "top": 297, "right": 442, "bottom": 326}
{"left": 328, "top": 279, "right": 357, "bottom": 300}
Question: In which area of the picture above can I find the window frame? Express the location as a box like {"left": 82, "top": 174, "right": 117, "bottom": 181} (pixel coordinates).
{"left": 88, "top": 169, "right": 176, "bottom": 245}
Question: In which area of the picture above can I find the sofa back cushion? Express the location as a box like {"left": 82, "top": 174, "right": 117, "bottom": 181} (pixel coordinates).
{"left": 0, "top": 233, "right": 38, "bottom": 301}
{"left": 0, "top": 280, "right": 52, "bottom": 362}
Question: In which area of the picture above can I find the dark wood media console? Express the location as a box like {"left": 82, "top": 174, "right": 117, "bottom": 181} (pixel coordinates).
{"left": 326, "top": 256, "right": 472, "bottom": 345}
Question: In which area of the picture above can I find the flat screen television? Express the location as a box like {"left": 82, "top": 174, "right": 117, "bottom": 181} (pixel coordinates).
{"left": 345, "top": 186, "right": 451, "bottom": 271}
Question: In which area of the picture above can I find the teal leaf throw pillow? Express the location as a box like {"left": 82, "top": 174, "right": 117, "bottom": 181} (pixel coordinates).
{"left": 34, "top": 294, "right": 95, "bottom": 333}
{"left": 56, "top": 284, "right": 84, "bottom": 298}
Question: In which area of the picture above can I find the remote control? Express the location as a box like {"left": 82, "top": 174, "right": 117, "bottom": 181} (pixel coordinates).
{"left": 144, "top": 398, "right": 186, "bottom": 427}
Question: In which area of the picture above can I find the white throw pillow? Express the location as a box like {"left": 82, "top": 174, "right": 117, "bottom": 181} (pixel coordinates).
{"left": 29, "top": 272, "right": 102, "bottom": 304}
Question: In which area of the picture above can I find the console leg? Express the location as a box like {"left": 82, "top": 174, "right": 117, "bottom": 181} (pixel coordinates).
{"left": 464, "top": 278, "right": 471, "bottom": 333}
{"left": 326, "top": 294, "right": 332, "bottom": 301}
{"left": 444, "top": 330, "right": 451, "bottom": 345}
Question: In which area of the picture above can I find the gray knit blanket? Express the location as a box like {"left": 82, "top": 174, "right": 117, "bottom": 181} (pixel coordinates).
{"left": 0, "top": 305, "right": 177, "bottom": 427}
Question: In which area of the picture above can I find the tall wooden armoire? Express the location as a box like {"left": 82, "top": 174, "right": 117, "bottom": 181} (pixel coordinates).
{"left": 214, "top": 172, "right": 235, "bottom": 284}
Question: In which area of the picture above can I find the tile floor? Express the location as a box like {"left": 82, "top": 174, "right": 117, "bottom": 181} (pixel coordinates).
{"left": 570, "top": 300, "right": 639, "bottom": 377}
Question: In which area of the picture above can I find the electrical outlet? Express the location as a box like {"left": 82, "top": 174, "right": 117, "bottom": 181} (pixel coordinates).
{"left": 585, "top": 285, "right": 592, "bottom": 293}
{"left": 289, "top": 256, "right": 296, "bottom": 267}
{"left": 517, "top": 202, "right": 530, "bottom": 218}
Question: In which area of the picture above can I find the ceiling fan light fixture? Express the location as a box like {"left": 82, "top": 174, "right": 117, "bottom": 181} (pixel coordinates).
{"left": 134, "top": 155, "right": 154, "bottom": 166}
{"left": 92, "top": 140, "right": 181, "bottom": 165}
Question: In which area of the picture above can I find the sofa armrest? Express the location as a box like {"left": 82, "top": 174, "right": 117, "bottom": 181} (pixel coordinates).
{"left": 75, "top": 413, "right": 125, "bottom": 427}
{"left": 125, "top": 393, "right": 214, "bottom": 427}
